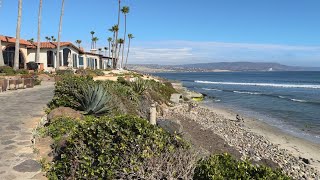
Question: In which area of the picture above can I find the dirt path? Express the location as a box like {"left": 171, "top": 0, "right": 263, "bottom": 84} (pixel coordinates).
{"left": 0, "top": 82, "right": 54, "bottom": 180}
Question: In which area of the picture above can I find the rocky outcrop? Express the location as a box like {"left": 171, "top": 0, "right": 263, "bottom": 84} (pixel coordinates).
{"left": 157, "top": 119, "right": 183, "bottom": 135}
{"left": 47, "top": 107, "right": 84, "bottom": 123}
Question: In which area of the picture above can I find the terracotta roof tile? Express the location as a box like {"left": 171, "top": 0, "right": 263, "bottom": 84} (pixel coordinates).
{"left": 0, "top": 35, "right": 33, "bottom": 46}
{"left": 27, "top": 42, "right": 83, "bottom": 53}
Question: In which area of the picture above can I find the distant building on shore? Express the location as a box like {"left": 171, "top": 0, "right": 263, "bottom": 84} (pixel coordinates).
{"left": 0, "top": 35, "right": 112, "bottom": 72}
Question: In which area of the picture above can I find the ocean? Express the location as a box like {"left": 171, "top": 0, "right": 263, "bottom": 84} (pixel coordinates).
{"left": 154, "top": 71, "right": 320, "bottom": 144}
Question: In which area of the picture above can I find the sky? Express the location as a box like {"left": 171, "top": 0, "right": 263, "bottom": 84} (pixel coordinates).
{"left": 1, "top": 0, "right": 320, "bottom": 66}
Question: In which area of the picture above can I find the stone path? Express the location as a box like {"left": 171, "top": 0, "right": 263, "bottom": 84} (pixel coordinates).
{"left": 0, "top": 82, "right": 54, "bottom": 180}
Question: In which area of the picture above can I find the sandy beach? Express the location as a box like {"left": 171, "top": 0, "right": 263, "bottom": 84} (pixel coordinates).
{"left": 162, "top": 102, "right": 320, "bottom": 179}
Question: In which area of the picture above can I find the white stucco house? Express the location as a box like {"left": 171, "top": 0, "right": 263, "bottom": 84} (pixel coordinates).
{"left": 1, "top": 35, "right": 112, "bottom": 72}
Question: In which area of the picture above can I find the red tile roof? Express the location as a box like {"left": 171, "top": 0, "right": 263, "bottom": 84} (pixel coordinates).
{"left": 0, "top": 35, "right": 33, "bottom": 46}
{"left": 1, "top": 35, "right": 83, "bottom": 54}
{"left": 27, "top": 42, "right": 83, "bottom": 53}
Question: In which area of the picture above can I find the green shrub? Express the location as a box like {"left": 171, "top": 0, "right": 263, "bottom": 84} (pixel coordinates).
{"left": 130, "top": 78, "right": 149, "bottom": 95}
{"left": 46, "top": 117, "right": 79, "bottom": 142}
{"left": 92, "top": 69, "right": 105, "bottom": 76}
{"left": 103, "top": 80, "right": 140, "bottom": 115}
{"left": 56, "top": 69, "right": 74, "bottom": 75}
{"left": 193, "top": 153, "right": 290, "bottom": 180}
{"left": 48, "top": 75, "right": 94, "bottom": 109}
{"left": 145, "top": 80, "right": 177, "bottom": 104}
{"left": 15, "top": 69, "right": 29, "bottom": 74}
{"left": 75, "top": 69, "right": 104, "bottom": 76}
{"left": 46, "top": 115, "right": 187, "bottom": 179}
{"left": 0, "top": 66, "right": 15, "bottom": 75}
{"left": 75, "top": 83, "right": 112, "bottom": 115}
{"left": 117, "top": 76, "right": 129, "bottom": 86}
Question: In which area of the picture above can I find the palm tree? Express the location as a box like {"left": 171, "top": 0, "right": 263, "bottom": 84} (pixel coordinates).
{"left": 108, "top": 28, "right": 115, "bottom": 62}
{"left": 125, "top": 33, "right": 134, "bottom": 69}
{"left": 35, "top": 0, "right": 43, "bottom": 63}
{"left": 98, "top": 48, "right": 102, "bottom": 55}
{"left": 90, "top": 31, "right": 95, "bottom": 49}
{"left": 117, "top": 38, "right": 124, "bottom": 69}
{"left": 45, "top": 36, "right": 50, "bottom": 42}
{"left": 56, "top": 0, "right": 65, "bottom": 69}
{"left": 92, "top": 37, "right": 99, "bottom": 49}
{"left": 0, "top": 37, "right": 4, "bottom": 66}
{"left": 107, "top": 37, "right": 112, "bottom": 56}
{"left": 121, "top": 6, "right": 129, "bottom": 69}
{"left": 75, "top": 40, "right": 82, "bottom": 48}
{"left": 114, "top": 0, "right": 121, "bottom": 68}
{"left": 28, "top": 38, "right": 35, "bottom": 43}
{"left": 107, "top": 37, "right": 112, "bottom": 67}
{"left": 109, "top": 25, "right": 118, "bottom": 68}
{"left": 52, "top": 38, "right": 57, "bottom": 42}
{"left": 14, "top": 0, "right": 23, "bottom": 70}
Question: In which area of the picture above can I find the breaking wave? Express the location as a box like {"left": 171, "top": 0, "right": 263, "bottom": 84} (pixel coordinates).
{"left": 202, "top": 88, "right": 222, "bottom": 91}
{"left": 202, "top": 88, "right": 318, "bottom": 105}
{"left": 195, "top": 81, "right": 320, "bottom": 89}
{"left": 233, "top": 91, "right": 262, "bottom": 95}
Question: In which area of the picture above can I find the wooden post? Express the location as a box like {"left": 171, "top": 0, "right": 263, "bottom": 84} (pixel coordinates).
{"left": 149, "top": 103, "right": 157, "bottom": 125}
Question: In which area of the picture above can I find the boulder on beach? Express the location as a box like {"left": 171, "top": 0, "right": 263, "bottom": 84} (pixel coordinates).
{"left": 170, "top": 93, "right": 183, "bottom": 104}
{"left": 157, "top": 119, "right": 183, "bottom": 135}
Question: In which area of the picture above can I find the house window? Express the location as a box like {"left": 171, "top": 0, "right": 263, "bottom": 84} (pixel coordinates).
{"left": 47, "top": 51, "right": 54, "bottom": 67}
{"left": 86, "top": 58, "right": 90, "bottom": 68}
{"left": 91, "top": 58, "right": 95, "bottom": 69}
{"left": 79, "top": 57, "right": 84, "bottom": 67}
{"left": 72, "top": 54, "right": 78, "bottom": 68}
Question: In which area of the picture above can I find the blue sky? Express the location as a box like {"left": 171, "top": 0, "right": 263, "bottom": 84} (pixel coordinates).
{"left": 1, "top": 0, "right": 320, "bottom": 66}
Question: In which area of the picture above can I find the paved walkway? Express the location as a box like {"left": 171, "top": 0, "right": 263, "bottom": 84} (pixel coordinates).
{"left": 0, "top": 82, "right": 54, "bottom": 180}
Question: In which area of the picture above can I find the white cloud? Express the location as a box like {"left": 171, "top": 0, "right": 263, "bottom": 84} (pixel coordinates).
{"left": 128, "top": 40, "right": 320, "bottom": 66}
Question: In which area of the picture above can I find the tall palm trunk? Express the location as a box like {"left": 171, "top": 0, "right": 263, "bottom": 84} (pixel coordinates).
{"left": 56, "top": 0, "right": 65, "bottom": 69}
{"left": 125, "top": 38, "right": 131, "bottom": 69}
{"left": 0, "top": 37, "right": 4, "bottom": 66}
{"left": 114, "top": 0, "right": 121, "bottom": 68}
{"left": 14, "top": 0, "right": 23, "bottom": 70}
{"left": 108, "top": 41, "right": 111, "bottom": 67}
{"left": 35, "top": 0, "right": 43, "bottom": 63}
{"left": 121, "top": 14, "right": 127, "bottom": 69}
{"left": 112, "top": 33, "right": 116, "bottom": 69}
{"left": 117, "top": 44, "right": 122, "bottom": 68}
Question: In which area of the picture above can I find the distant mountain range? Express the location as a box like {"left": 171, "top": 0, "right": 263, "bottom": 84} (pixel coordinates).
{"left": 128, "top": 62, "right": 320, "bottom": 73}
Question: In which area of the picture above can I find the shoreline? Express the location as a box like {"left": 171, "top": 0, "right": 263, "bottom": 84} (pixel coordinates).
{"left": 200, "top": 103, "right": 320, "bottom": 171}
{"left": 163, "top": 103, "right": 320, "bottom": 178}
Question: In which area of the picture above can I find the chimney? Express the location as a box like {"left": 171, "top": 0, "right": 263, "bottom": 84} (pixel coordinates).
{"left": 90, "top": 49, "right": 97, "bottom": 54}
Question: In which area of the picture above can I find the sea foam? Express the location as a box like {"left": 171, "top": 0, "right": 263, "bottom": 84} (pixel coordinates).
{"left": 195, "top": 80, "right": 320, "bottom": 89}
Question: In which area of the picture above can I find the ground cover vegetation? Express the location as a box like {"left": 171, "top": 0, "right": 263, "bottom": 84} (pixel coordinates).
{"left": 40, "top": 73, "right": 290, "bottom": 179}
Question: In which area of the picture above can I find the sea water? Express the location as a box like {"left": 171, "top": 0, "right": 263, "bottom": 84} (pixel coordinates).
{"left": 154, "top": 71, "right": 320, "bottom": 144}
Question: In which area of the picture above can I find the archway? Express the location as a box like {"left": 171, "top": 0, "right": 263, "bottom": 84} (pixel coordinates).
{"left": 63, "top": 48, "right": 71, "bottom": 66}
{"left": 3, "top": 46, "right": 25, "bottom": 69}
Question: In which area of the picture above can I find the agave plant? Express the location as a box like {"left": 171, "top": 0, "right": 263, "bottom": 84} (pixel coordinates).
{"left": 130, "top": 78, "right": 149, "bottom": 95}
{"left": 76, "top": 84, "right": 112, "bottom": 115}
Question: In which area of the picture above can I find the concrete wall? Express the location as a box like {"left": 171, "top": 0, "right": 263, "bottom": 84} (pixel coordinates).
{"left": 83, "top": 54, "right": 101, "bottom": 69}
